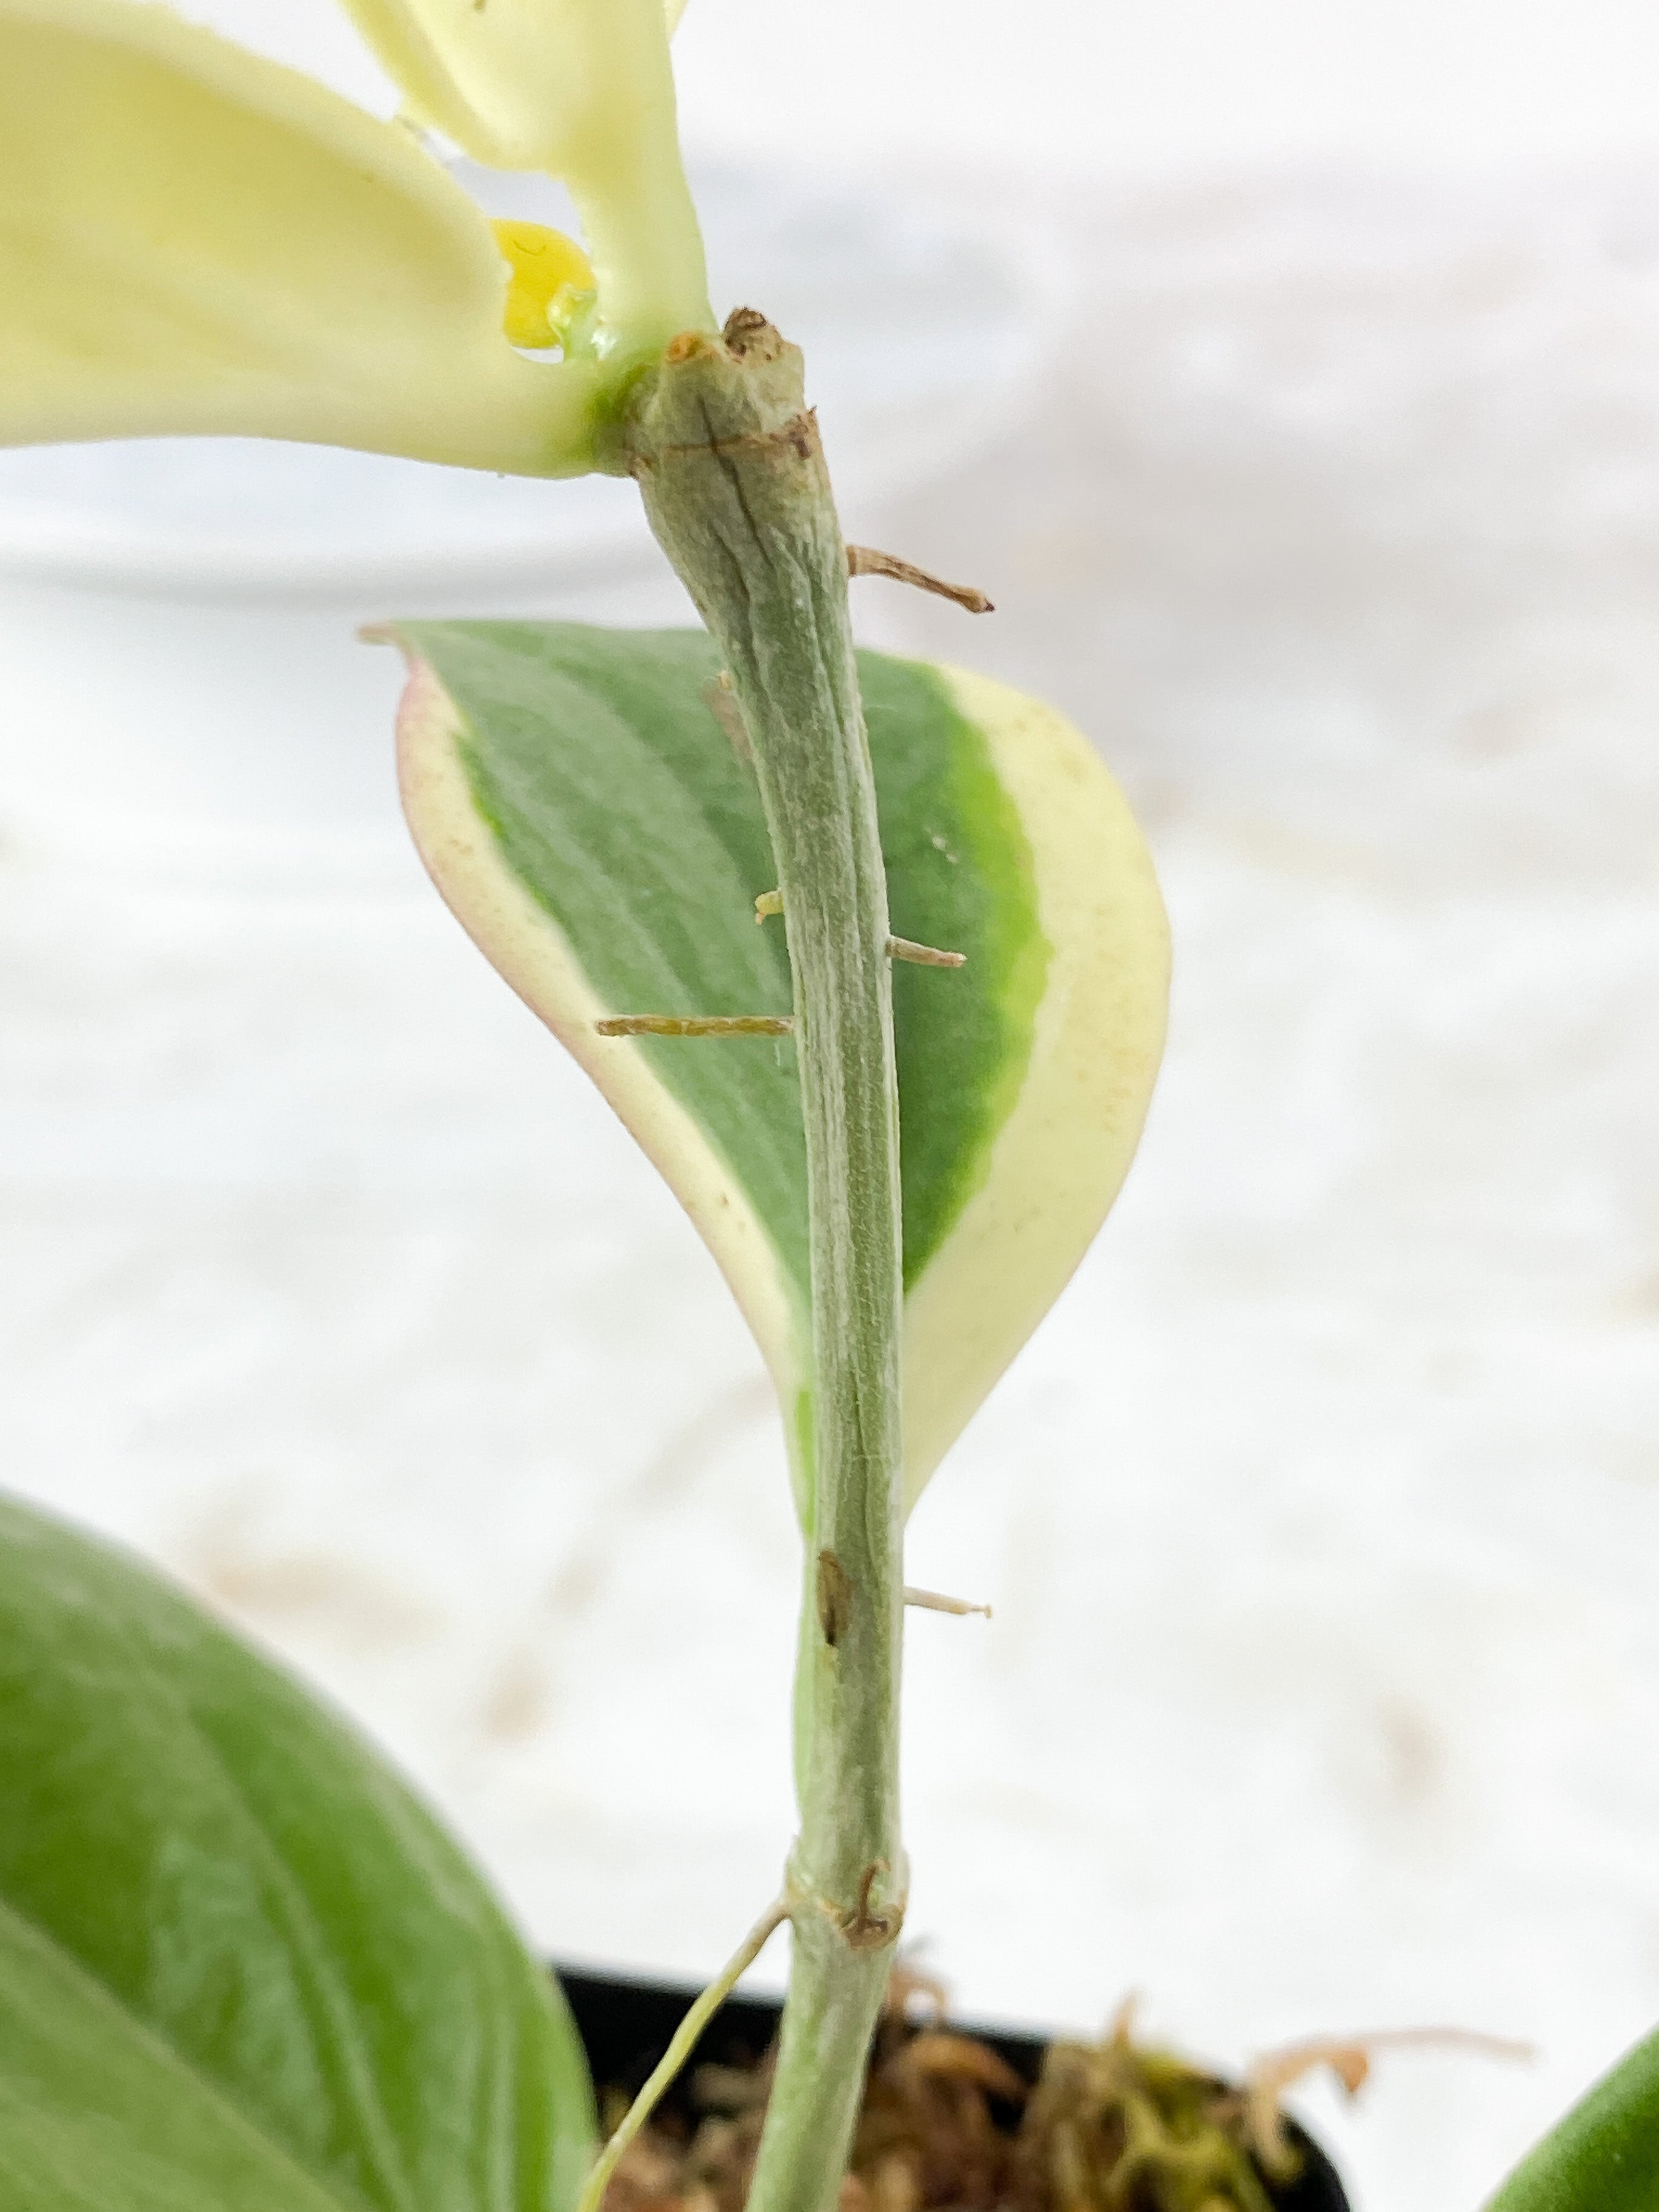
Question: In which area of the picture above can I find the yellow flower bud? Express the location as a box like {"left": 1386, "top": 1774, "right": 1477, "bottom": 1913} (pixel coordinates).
{"left": 491, "top": 221, "right": 595, "bottom": 350}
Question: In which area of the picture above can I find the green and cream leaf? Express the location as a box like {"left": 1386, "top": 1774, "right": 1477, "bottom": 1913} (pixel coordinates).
{"left": 391, "top": 623, "right": 1168, "bottom": 1512}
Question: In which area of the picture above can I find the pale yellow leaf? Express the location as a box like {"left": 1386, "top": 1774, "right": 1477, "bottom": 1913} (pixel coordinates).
{"left": 334, "top": 0, "right": 712, "bottom": 351}
{"left": 0, "top": 0, "right": 597, "bottom": 473}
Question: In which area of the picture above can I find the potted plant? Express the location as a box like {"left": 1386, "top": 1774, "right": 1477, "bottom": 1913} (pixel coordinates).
{"left": 0, "top": 2, "right": 1653, "bottom": 2208}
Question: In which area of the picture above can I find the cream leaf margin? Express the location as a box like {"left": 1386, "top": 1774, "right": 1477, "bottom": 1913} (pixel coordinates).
{"left": 393, "top": 649, "right": 806, "bottom": 1410}
{"left": 899, "top": 668, "right": 1169, "bottom": 1509}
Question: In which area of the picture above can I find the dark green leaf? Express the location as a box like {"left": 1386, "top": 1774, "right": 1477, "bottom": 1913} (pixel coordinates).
{"left": 0, "top": 1492, "right": 596, "bottom": 2212}
{"left": 1486, "top": 2026, "right": 1659, "bottom": 2212}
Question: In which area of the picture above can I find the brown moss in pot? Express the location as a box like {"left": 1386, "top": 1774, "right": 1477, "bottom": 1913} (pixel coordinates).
{"left": 565, "top": 1968, "right": 1351, "bottom": 2212}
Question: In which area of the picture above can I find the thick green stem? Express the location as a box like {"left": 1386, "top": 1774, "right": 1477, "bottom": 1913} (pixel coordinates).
{"left": 625, "top": 311, "right": 905, "bottom": 2212}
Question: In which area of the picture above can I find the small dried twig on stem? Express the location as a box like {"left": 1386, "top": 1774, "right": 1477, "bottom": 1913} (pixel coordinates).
{"left": 845, "top": 545, "right": 994, "bottom": 614}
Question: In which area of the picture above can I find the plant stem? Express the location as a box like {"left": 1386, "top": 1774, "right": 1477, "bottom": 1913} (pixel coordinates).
{"left": 625, "top": 311, "right": 906, "bottom": 2212}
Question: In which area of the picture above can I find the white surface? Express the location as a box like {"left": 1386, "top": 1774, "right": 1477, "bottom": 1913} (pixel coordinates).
{"left": 5, "top": 164, "right": 1659, "bottom": 2212}
{"left": 671, "top": 0, "right": 1659, "bottom": 178}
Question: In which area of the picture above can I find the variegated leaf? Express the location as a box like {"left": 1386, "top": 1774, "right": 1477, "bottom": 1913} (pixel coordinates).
{"left": 391, "top": 624, "right": 1168, "bottom": 1515}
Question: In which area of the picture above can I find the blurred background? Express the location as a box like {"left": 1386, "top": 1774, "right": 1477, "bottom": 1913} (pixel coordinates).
{"left": 3, "top": 4, "right": 1659, "bottom": 2208}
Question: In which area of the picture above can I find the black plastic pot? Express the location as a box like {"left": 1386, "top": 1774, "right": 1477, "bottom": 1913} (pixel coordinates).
{"left": 556, "top": 1964, "right": 1352, "bottom": 2211}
